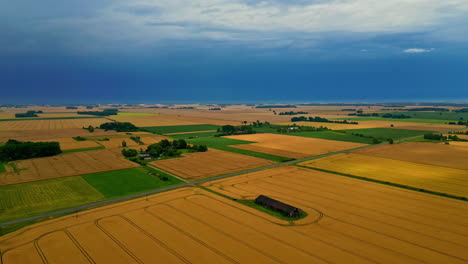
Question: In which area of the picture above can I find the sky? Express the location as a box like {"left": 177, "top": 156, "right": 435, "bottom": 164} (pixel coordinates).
{"left": 1, "top": 0, "right": 468, "bottom": 104}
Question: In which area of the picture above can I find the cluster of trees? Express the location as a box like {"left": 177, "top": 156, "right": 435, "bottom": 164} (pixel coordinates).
{"left": 15, "top": 110, "right": 43, "bottom": 118}
{"left": 424, "top": 133, "right": 445, "bottom": 140}
{"left": 130, "top": 136, "right": 144, "bottom": 145}
{"left": 278, "top": 111, "right": 309, "bottom": 115}
{"left": 216, "top": 125, "right": 255, "bottom": 136}
{"left": 290, "top": 116, "right": 358, "bottom": 124}
{"left": 72, "top": 136, "right": 87, "bottom": 141}
{"left": 77, "top": 109, "right": 118, "bottom": 116}
{"left": 348, "top": 112, "right": 379, "bottom": 117}
{"left": 0, "top": 140, "right": 61, "bottom": 162}
{"left": 454, "top": 108, "right": 468, "bottom": 113}
{"left": 122, "top": 148, "right": 138, "bottom": 157}
{"left": 448, "top": 120, "right": 468, "bottom": 126}
{"left": 209, "top": 108, "right": 222, "bottom": 110}
{"left": 408, "top": 108, "right": 450, "bottom": 112}
{"left": 66, "top": 106, "right": 78, "bottom": 109}
{"left": 381, "top": 113, "right": 412, "bottom": 119}
{"left": 341, "top": 109, "right": 356, "bottom": 111}
{"left": 256, "top": 105, "right": 296, "bottom": 108}
{"left": 146, "top": 139, "right": 207, "bottom": 158}
{"left": 276, "top": 125, "right": 330, "bottom": 133}
{"left": 449, "top": 131, "right": 468, "bottom": 135}
{"left": 99, "top": 122, "right": 138, "bottom": 132}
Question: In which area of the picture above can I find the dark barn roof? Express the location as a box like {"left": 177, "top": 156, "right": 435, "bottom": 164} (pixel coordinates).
{"left": 254, "top": 195, "right": 303, "bottom": 218}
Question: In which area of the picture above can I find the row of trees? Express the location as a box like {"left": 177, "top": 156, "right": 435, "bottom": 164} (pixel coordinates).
{"left": 216, "top": 125, "right": 255, "bottom": 136}
{"left": 100, "top": 122, "right": 138, "bottom": 132}
{"left": 278, "top": 111, "right": 309, "bottom": 115}
{"left": 276, "top": 125, "right": 330, "bottom": 133}
{"left": 15, "top": 110, "right": 43, "bottom": 118}
{"left": 146, "top": 139, "right": 207, "bottom": 158}
{"left": 290, "top": 116, "right": 358, "bottom": 124}
{"left": 77, "top": 109, "right": 118, "bottom": 116}
{"left": 256, "top": 105, "right": 296, "bottom": 108}
{"left": 0, "top": 139, "right": 61, "bottom": 161}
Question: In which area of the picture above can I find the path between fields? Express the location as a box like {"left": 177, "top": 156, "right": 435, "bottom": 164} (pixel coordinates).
{"left": 0, "top": 134, "right": 426, "bottom": 227}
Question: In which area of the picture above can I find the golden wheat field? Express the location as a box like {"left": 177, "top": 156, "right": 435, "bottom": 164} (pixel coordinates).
{"left": 224, "top": 133, "right": 366, "bottom": 159}
{"left": 0, "top": 149, "right": 139, "bottom": 186}
{"left": 33, "top": 138, "right": 101, "bottom": 150}
{"left": 354, "top": 142, "right": 468, "bottom": 170}
{"left": 149, "top": 149, "right": 275, "bottom": 179}
{"left": 111, "top": 115, "right": 235, "bottom": 127}
{"left": 0, "top": 119, "right": 108, "bottom": 131}
{"left": 300, "top": 153, "right": 468, "bottom": 198}
{"left": 2, "top": 170, "right": 467, "bottom": 264}
{"left": 0, "top": 128, "right": 118, "bottom": 143}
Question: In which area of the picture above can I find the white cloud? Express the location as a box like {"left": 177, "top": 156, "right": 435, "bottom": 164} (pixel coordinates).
{"left": 402, "top": 48, "right": 435, "bottom": 53}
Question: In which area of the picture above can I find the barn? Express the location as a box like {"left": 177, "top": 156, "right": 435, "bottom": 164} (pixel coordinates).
{"left": 254, "top": 195, "right": 303, "bottom": 217}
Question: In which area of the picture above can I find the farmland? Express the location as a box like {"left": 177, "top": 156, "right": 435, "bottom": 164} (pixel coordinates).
{"left": 111, "top": 115, "right": 234, "bottom": 127}
{"left": 342, "top": 128, "right": 432, "bottom": 140}
{"left": 33, "top": 137, "right": 102, "bottom": 150}
{"left": 143, "top": 124, "right": 220, "bottom": 134}
{"left": 223, "top": 133, "right": 367, "bottom": 159}
{"left": 0, "top": 149, "right": 139, "bottom": 185}
{"left": 0, "top": 167, "right": 182, "bottom": 227}
{"left": 354, "top": 142, "right": 468, "bottom": 170}
{"left": 300, "top": 153, "right": 468, "bottom": 198}
{"left": 1, "top": 177, "right": 467, "bottom": 263}
{"left": 149, "top": 149, "right": 275, "bottom": 179}
{"left": 0, "top": 118, "right": 108, "bottom": 131}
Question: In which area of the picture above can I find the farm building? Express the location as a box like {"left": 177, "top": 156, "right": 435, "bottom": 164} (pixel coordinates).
{"left": 254, "top": 195, "right": 303, "bottom": 217}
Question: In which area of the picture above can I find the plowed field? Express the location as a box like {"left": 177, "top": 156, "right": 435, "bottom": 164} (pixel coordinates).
{"left": 224, "top": 133, "right": 366, "bottom": 159}
{"left": 0, "top": 149, "right": 139, "bottom": 185}
{"left": 149, "top": 149, "right": 275, "bottom": 179}
{"left": 1, "top": 175, "right": 467, "bottom": 263}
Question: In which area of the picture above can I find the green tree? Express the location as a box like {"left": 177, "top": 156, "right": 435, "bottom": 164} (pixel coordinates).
{"left": 122, "top": 140, "right": 127, "bottom": 147}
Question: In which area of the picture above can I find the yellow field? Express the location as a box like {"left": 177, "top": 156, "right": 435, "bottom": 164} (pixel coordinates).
{"left": 112, "top": 115, "right": 234, "bottom": 127}
{"left": 0, "top": 149, "right": 139, "bottom": 186}
{"left": 96, "top": 138, "right": 139, "bottom": 149}
{"left": 2, "top": 170, "right": 467, "bottom": 263}
{"left": 0, "top": 118, "right": 108, "bottom": 131}
{"left": 140, "top": 135, "right": 169, "bottom": 145}
{"left": 354, "top": 142, "right": 468, "bottom": 170}
{"left": 224, "top": 133, "right": 366, "bottom": 159}
{"left": 149, "top": 149, "right": 275, "bottom": 179}
{"left": 300, "top": 153, "right": 468, "bottom": 198}
{"left": 448, "top": 141, "right": 468, "bottom": 147}
{"left": 33, "top": 137, "right": 101, "bottom": 150}
{"left": 0, "top": 128, "right": 118, "bottom": 143}
{"left": 275, "top": 120, "right": 464, "bottom": 131}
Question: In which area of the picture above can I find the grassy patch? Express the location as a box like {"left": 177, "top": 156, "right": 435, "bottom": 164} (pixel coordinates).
{"left": 0, "top": 177, "right": 105, "bottom": 223}
{"left": 143, "top": 124, "right": 220, "bottom": 134}
{"left": 81, "top": 167, "right": 183, "bottom": 198}
{"left": 168, "top": 131, "right": 218, "bottom": 139}
{"left": 342, "top": 128, "right": 432, "bottom": 140}
{"left": 187, "top": 136, "right": 292, "bottom": 162}
{"left": 0, "top": 162, "right": 5, "bottom": 173}
{"left": 61, "top": 146, "right": 105, "bottom": 154}
{"left": 116, "top": 112, "right": 159, "bottom": 117}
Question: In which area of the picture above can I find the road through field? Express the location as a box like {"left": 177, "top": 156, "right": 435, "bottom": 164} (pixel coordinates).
{"left": 0, "top": 134, "right": 434, "bottom": 227}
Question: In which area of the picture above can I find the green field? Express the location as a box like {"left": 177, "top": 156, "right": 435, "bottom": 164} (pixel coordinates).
{"left": 116, "top": 112, "right": 159, "bottom": 117}
{"left": 0, "top": 162, "right": 5, "bottom": 173}
{"left": 143, "top": 124, "right": 220, "bottom": 134}
{"left": 0, "top": 166, "right": 182, "bottom": 231}
{"left": 186, "top": 136, "right": 292, "bottom": 162}
{"left": 82, "top": 167, "right": 182, "bottom": 198}
{"left": 342, "top": 128, "right": 432, "bottom": 140}
{"left": 168, "top": 131, "right": 218, "bottom": 139}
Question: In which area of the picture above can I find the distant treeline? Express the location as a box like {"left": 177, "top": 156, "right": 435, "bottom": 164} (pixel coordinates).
{"left": 291, "top": 116, "right": 358, "bottom": 124}
{"left": 216, "top": 125, "right": 256, "bottom": 136}
{"left": 408, "top": 108, "right": 450, "bottom": 112}
{"left": 341, "top": 109, "right": 356, "bottom": 111}
{"left": 66, "top": 106, "right": 78, "bottom": 109}
{"left": 77, "top": 109, "right": 118, "bottom": 116}
{"left": 278, "top": 111, "right": 309, "bottom": 115}
{"left": 100, "top": 122, "right": 138, "bottom": 132}
{"left": 256, "top": 105, "right": 296, "bottom": 108}
{"left": 348, "top": 112, "right": 411, "bottom": 119}
{"left": 454, "top": 108, "right": 468, "bottom": 113}
{"left": 15, "top": 110, "right": 43, "bottom": 118}
{"left": 276, "top": 125, "right": 330, "bottom": 133}
{"left": 0, "top": 139, "right": 61, "bottom": 162}
{"left": 209, "top": 108, "right": 222, "bottom": 110}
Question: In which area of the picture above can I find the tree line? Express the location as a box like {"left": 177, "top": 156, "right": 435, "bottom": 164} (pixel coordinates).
{"left": 0, "top": 139, "right": 61, "bottom": 162}
{"left": 100, "top": 122, "right": 138, "bottom": 132}
{"left": 278, "top": 111, "right": 309, "bottom": 115}
{"left": 15, "top": 110, "right": 43, "bottom": 118}
{"left": 290, "top": 116, "right": 358, "bottom": 124}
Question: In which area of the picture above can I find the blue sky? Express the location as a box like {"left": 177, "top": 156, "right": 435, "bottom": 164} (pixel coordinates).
{"left": 1, "top": 0, "right": 468, "bottom": 104}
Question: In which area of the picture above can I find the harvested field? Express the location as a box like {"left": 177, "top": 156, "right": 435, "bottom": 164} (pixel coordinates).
{"left": 275, "top": 121, "right": 464, "bottom": 131}
{"left": 0, "top": 149, "right": 139, "bottom": 185}
{"left": 140, "top": 135, "right": 169, "bottom": 145}
{"left": 224, "top": 133, "right": 367, "bottom": 159}
{"left": 448, "top": 141, "right": 468, "bottom": 147}
{"left": 149, "top": 149, "right": 275, "bottom": 179}
{"left": 96, "top": 138, "right": 139, "bottom": 149}
{"left": 33, "top": 137, "right": 101, "bottom": 150}
{"left": 112, "top": 115, "right": 234, "bottom": 127}
{"left": 0, "top": 128, "right": 118, "bottom": 143}
{"left": 354, "top": 142, "right": 468, "bottom": 170}
{"left": 2, "top": 179, "right": 467, "bottom": 263}
{"left": 0, "top": 118, "right": 108, "bottom": 131}
{"left": 300, "top": 153, "right": 468, "bottom": 198}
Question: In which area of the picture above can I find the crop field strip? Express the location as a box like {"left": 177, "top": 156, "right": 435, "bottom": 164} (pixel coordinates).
{"left": 300, "top": 153, "right": 468, "bottom": 198}
{"left": 2, "top": 180, "right": 467, "bottom": 264}
{"left": 0, "top": 118, "right": 108, "bottom": 131}
{"left": 223, "top": 133, "right": 367, "bottom": 159}
{"left": 150, "top": 149, "right": 276, "bottom": 179}
{"left": 142, "top": 124, "right": 220, "bottom": 134}
{"left": 112, "top": 115, "right": 235, "bottom": 127}
{"left": 0, "top": 149, "right": 139, "bottom": 185}
{"left": 203, "top": 166, "right": 468, "bottom": 263}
